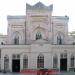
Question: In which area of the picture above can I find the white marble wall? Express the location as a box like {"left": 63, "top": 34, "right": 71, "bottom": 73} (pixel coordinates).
{"left": 0, "top": 44, "right": 75, "bottom": 72}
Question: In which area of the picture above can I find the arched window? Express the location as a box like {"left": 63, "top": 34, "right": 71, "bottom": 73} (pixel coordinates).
{"left": 37, "top": 54, "right": 44, "bottom": 68}
{"left": 12, "top": 54, "right": 20, "bottom": 59}
{"left": 57, "top": 32, "right": 64, "bottom": 45}
{"left": 1, "top": 42, "right": 4, "bottom": 45}
{"left": 57, "top": 36, "right": 62, "bottom": 45}
{"left": 60, "top": 53, "right": 67, "bottom": 59}
{"left": 36, "top": 32, "right": 42, "bottom": 40}
{"left": 14, "top": 36, "right": 19, "bottom": 45}
{"left": 23, "top": 55, "right": 28, "bottom": 69}
{"left": 4, "top": 55, "right": 9, "bottom": 71}
{"left": 13, "top": 32, "right": 20, "bottom": 45}
{"left": 53, "top": 54, "right": 58, "bottom": 68}
{"left": 70, "top": 54, "right": 74, "bottom": 68}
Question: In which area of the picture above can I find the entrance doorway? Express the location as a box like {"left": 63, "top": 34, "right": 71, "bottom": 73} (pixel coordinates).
{"left": 60, "top": 58, "right": 67, "bottom": 71}
{"left": 12, "top": 59, "right": 20, "bottom": 72}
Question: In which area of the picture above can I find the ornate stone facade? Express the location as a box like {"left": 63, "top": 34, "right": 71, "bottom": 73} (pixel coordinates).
{"left": 0, "top": 2, "right": 75, "bottom": 72}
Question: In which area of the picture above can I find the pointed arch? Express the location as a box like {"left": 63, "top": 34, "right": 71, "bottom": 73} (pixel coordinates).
{"left": 13, "top": 31, "right": 20, "bottom": 45}
{"left": 14, "top": 36, "right": 19, "bottom": 45}
{"left": 37, "top": 54, "right": 44, "bottom": 68}
{"left": 56, "top": 31, "right": 64, "bottom": 45}
{"left": 36, "top": 31, "right": 42, "bottom": 40}
{"left": 23, "top": 55, "right": 28, "bottom": 69}
{"left": 32, "top": 26, "right": 47, "bottom": 40}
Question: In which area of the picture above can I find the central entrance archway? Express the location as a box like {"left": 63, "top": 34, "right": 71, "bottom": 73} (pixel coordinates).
{"left": 60, "top": 58, "right": 67, "bottom": 71}
{"left": 12, "top": 59, "right": 20, "bottom": 72}
{"left": 60, "top": 53, "right": 67, "bottom": 71}
{"left": 12, "top": 54, "right": 20, "bottom": 72}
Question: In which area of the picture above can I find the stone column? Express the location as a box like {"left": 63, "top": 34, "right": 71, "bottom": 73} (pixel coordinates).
{"left": 0, "top": 58, "right": 1, "bottom": 70}
{"left": 20, "top": 55, "right": 23, "bottom": 71}
{"left": 9, "top": 55, "right": 12, "bottom": 72}
{"left": 1, "top": 57, "right": 4, "bottom": 70}
{"left": 67, "top": 52, "right": 70, "bottom": 71}
{"left": 58, "top": 53, "right": 60, "bottom": 71}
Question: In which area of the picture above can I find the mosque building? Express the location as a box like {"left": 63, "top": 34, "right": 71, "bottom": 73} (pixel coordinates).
{"left": 0, "top": 2, "right": 75, "bottom": 72}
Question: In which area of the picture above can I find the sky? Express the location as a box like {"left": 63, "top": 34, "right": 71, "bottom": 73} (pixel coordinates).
{"left": 0, "top": 0, "right": 75, "bottom": 34}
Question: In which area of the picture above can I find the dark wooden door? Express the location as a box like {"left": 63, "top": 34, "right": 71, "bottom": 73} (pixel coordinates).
{"left": 60, "top": 59, "right": 67, "bottom": 71}
{"left": 12, "top": 59, "right": 20, "bottom": 72}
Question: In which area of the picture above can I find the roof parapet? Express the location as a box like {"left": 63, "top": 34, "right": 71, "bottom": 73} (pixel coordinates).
{"left": 26, "top": 2, "right": 53, "bottom": 11}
